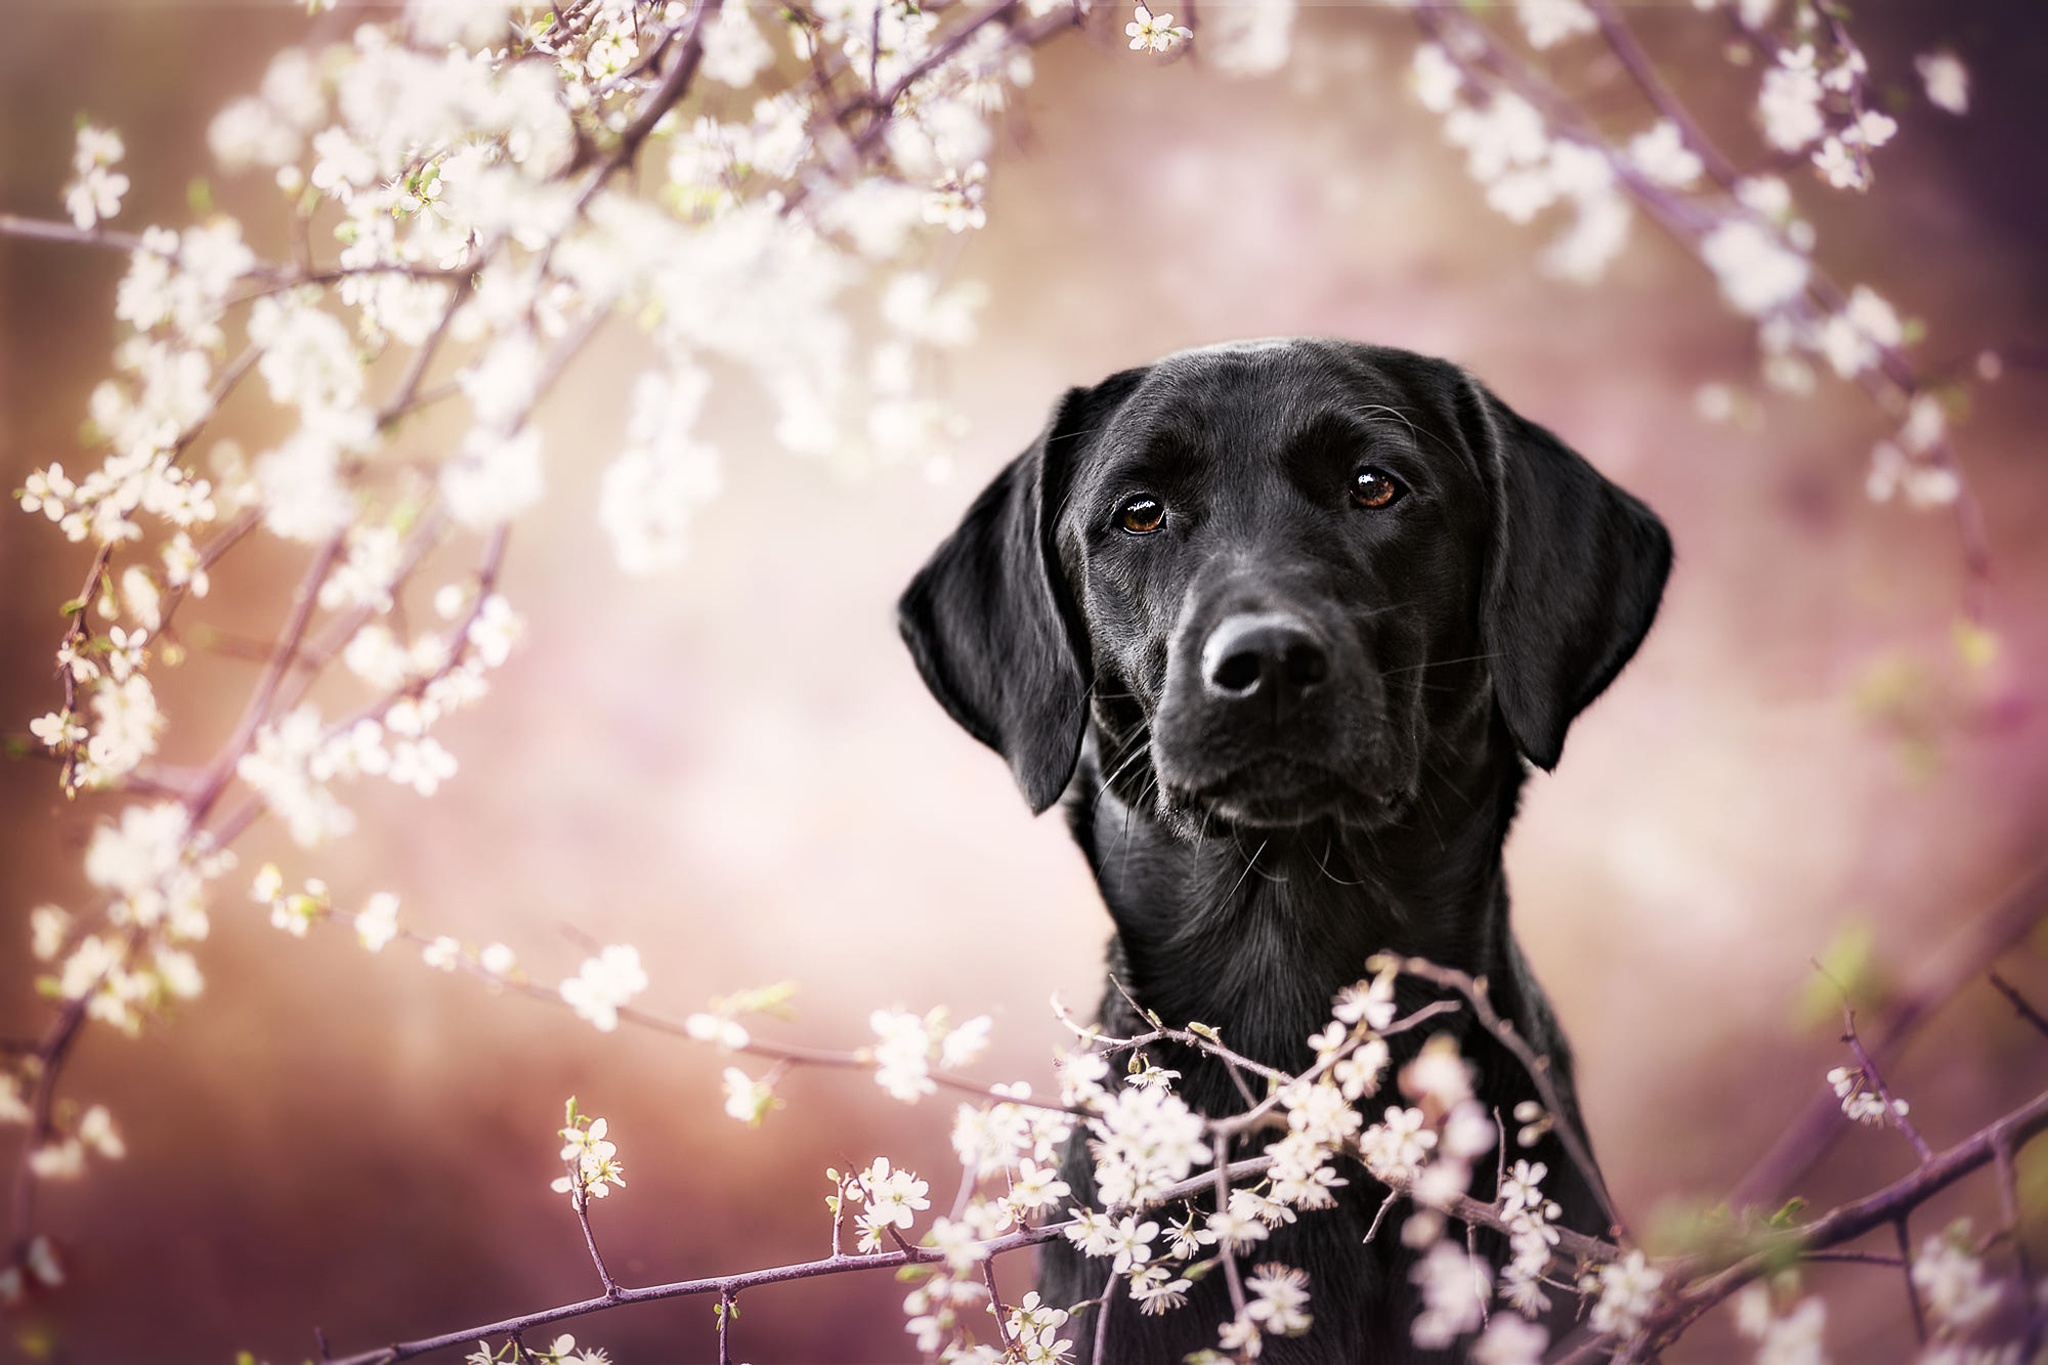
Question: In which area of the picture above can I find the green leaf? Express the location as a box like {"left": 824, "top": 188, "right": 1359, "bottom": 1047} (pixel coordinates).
{"left": 1765, "top": 1197, "right": 1808, "bottom": 1229}
{"left": 710, "top": 980, "right": 799, "bottom": 1020}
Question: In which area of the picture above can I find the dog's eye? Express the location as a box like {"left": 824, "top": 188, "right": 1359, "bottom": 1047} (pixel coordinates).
{"left": 1352, "top": 467, "right": 1405, "bottom": 510}
{"left": 1118, "top": 496, "right": 1166, "bottom": 535}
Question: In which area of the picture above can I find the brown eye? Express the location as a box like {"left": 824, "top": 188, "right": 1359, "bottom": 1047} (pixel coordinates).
{"left": 1119, "top": 496, "right": 1165, "bottom": 535}
{"left": 1352, "top": 467, "right": 1405, "bottom": 510}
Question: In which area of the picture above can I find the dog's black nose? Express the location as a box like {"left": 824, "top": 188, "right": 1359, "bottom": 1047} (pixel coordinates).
{"left": 1201, "top": 612, "right": 1329, "bottom": 706}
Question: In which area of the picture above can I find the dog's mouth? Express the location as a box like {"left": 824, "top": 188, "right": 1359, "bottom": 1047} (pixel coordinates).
{"left": 1156, "top": 756, "right": 1408, "bottom": 830}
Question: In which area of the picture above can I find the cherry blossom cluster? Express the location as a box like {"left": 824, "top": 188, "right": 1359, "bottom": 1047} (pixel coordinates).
{"left": 1400, "top": 0, "right": 1990, "bottom": 605}
{"left": 1, "top": 0, "right": 1118, "bottom": 1298}
{"left": 551, "top": 1098, "right": 627, "bottom": 1207}
{"left": 466, "top": 1333, "right": 611, "bottom": 1365}
{"left": 240, "top": 896, "right": 2048, "bottom": 1365}
{"left": 1825, "top": 1063, "right": 1911, "bottom": 1127}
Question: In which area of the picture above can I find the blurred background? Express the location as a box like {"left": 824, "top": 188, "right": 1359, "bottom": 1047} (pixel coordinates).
{"left": 3, "top": 1, "right": 2047, "bottom": 1360}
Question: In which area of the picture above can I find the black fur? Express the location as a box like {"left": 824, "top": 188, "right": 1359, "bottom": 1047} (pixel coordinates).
{"left": 898, "top": 339, "right": 1671, "bottom": 1362}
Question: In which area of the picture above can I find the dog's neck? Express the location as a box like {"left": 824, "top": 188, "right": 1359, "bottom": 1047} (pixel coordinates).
{"left": 1067, "top": 716, "right": 1527, "bottom": 1096}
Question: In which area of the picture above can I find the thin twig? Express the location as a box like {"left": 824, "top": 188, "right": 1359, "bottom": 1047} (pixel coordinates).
{"left": 0, "top": 213, "right": 149, "bottom": 253}
{"left": 1843, "top": 1008, "right": 1933, "bottom": 1164}
{"left": 1091, "top": 1268, "right": 1116, "bottom": 1365}
{"left": 1731, "top": 859, "right": 2048, "bottom": 1208}
{"left": 1637, "top": 1086, "right": 2048, "bottom": 1354}
{"left": 571, "top": 1184, "right": 620, "bottom": 1299}
{"left": 1799, "top": 1248, "right": 1903, "bottom": 1267}
{"left": 1211, "top": 1132, "right": 1248, "bottom": 1320}
{"left": 1382, "top": 955, "right": 1627, "bottom": 1240}
{"left": 1894, "top": 1217, "right": 1927, "bottom": 1344}
{"left": 184, "top": 531, "right": 347, "bottom": 825}
{"left": 1989, "top": 972, "right": 2048, "bottom": 1041}
{"left": 980, "top": 1257, "right": 1014, "bottom": 1353}
{"left": 1994, "top": 1130, "right": 2033, "bottom": 1290}
{"left": 325, "top": 1156, "right": 1280, "bottom": 1365}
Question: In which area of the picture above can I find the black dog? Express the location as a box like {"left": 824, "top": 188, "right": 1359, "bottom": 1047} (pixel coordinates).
{"left": 898, "top": 339, "right": 1669, "bottom": 1362}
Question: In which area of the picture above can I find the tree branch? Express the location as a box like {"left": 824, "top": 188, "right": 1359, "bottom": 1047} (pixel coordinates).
{"left": 1729, "top": 860, "right": 2048, "bottom": 1209}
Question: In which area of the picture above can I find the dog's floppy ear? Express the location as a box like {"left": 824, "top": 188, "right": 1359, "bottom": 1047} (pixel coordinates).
{"left": 1466, "top": 379, "right": 1672, "bottom": 770}
{"left": 898, "top": 373, "right": 1143, "bottom": 812}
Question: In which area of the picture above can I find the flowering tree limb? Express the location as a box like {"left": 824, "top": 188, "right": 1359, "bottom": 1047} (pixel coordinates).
{"left": 2, "top": 2, "right": 2025, "bottom": 1360}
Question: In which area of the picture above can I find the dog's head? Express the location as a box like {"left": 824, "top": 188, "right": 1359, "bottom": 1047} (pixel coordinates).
{"left": 899, "top": 339, "right": 1671, "bottom": 832}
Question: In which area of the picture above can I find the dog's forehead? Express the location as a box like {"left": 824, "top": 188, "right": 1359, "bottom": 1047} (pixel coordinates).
{"left": 1096, "top": 339, "right": 1452, "bottom": 463}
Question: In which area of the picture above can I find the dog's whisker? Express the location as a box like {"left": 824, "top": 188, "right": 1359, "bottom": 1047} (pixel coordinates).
{"left": 1218, "top": 838, "right": 1269, "bottom": 908}
{"left": 1102, "top": 730, "right": 1152, "bottom": 782}
{"left": 1378, "top": 651, "right": 1505, "bottom": 677}
{"left": 1312, "top": 833, "right": 1369, "bottom": 888}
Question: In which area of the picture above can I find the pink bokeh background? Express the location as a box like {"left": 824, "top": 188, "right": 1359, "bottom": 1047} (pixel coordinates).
{"left": 4, "top": 3, "right": 2048, "bottom": 1360}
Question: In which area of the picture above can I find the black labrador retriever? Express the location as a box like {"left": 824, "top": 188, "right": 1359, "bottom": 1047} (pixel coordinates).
{"left": 898, "top": 338, "right": 1670, "bottom": 1362}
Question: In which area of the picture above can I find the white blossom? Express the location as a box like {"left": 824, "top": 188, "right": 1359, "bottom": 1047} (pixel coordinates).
{"left": 1700, "top": 219, "right": 1809, "bottom": 317}
{"left": 1086, "top": 1082, "right": 1211, "bottom": 1204}
{"left": 78, "top": 1106, "right": 126, "bottom": 1161}
{"left": 701, "top": 0, "right": 775, "bottom": 88}
{"left": 1758, "top": 47, "right": 1826, "bottom": 152}
{"left": 1129, "top": 1264, "right": 1192, "bottom": 1315}
{"left": 938, "top": 1014, "right": 992, "bottom": 1070}
{"left": 684, "top": 1012, "right": 752, "bottom": 1050}
{"left": 599, "top": 368, "right": 722, "bottom": 574}
{"left": 1817, "top": 285, "right": 1903, "bottom": 379}
{"left": 1911, "top": 1225, "right": 2002, "bottom": 1330}
{"left": 1628, "top": 120, "right": 1703, "bottom": 189}
{"left": 1399, "top": 1034, "right": 1473, "bottom": 1111}
{"left": 1245, "top": 1262, "right": 1313, "bottom": 1336}
{"left": 442, "top": 425, "right": 545, "bottom": 530}
{"left": 0, "top": 1076, "right": 33, "bottom": 1126}
{"left": 84, "top": 805, "right": 185, "bottom": 908}
{"left": 1359, "top": 1105, "right": 1436, "bottom": 1182}
{"left": 722, "top": 1067, "right": 779, "bottom": 1125}
{"left": 1410, "top": 44, "right": 1463, "bottom": 115}
{"left": 1916, "top": 51, "right": 1970, "bottom": 115}
{"left": 852, "top": 1156, "right": 931, "bottom": 1252}
{"left": 553, "top": 1111, "right": 625, "bottom": 1202}
{"left": 65, "top": 127, "right": 130, "bottom": 230}
{"left": 1735, "top": 1286, "right": 1829, "bottom": 1365}
{"left": 388, "top": 736, "right": 459, "bottom": 796}
{"left": 560, "top": 945, "right": 649, "bottom": 1032}
{"left": 249, "top": 296, "right": 365, "bottom": 416}
{"left": 1411, "top": 1242, "right": 1490, "bottom": 1348}
{"left": 355, "top": 893, "right": 401, "bottom": 952}
{"left": 1589, "top": 1248, "right": 1664, "bottom": 1340}
{"left": 255, "top": 423, "right": 362, "bottom": 543}
{"left": 1824, "top": 1064, "right": 1910, "bottom": 1126}
{"left": 1517, "top": 0, "right": 1596, "bottom": 50}
{"left": 871, "top": 1008, "right": 941, "bottom": 1102}
{"left": 1125, "top": 5, "right": 1190, "bottom": 55}
{"left": 239, "top": 705, "right": 355, "bottom": 846}
{"left": 30, "top": 905, "right": 71, "bottom": 962}
{"left": 1471, "top": 1314, "right": 1548, "bottom": 1365}
{"left": 1197, "top": 0, "right": 1294, "bottom": 76}
{"left": 1005, "top": 1292, "right": 1072, "bottom": 1364}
